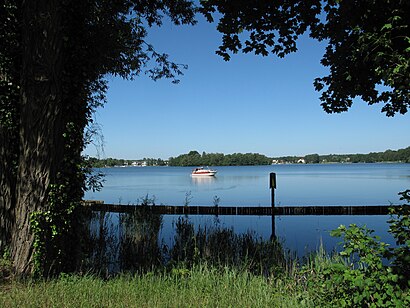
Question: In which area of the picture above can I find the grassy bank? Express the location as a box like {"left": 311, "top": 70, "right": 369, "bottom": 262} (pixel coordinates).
{"left": 1, "top": 248, "right": 409, "bottom": 307}
{"left": 1, "top": 265, "right": 316, "bottom": 307}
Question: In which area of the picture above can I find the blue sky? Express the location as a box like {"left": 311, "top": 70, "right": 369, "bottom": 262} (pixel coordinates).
{"left": 84, "top": 15, "right": 410, "bottom": 160}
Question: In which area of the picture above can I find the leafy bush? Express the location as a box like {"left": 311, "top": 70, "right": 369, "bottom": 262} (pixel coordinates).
{"left": 387, "top": 189, "right": 410, "bottom": 286}
{"left": 308, "top": 190, "right": 410, "bottom": 307}
{"left": 326, "top": 224, "right": 406, "bottom": 306}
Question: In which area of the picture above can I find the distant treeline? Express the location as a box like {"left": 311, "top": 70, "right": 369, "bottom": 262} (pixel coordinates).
{"left": 274, "top": 147, "right": 410, "bottom": 164}
{"left": 86, "top": 157, "right": 167, "bottom": 168}
{"left": 168, "top": 151, "right": 272, "bottom": 166}
{"left": 86, "top": 147, "right": 410, "bottom": 167}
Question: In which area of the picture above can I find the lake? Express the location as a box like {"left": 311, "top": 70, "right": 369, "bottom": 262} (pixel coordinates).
{"left": 85, "top": 163, "right": 410, "bottom": 256}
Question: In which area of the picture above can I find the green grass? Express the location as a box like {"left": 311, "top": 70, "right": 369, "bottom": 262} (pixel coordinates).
{"left": 3, "top": 251, "right": 408, "bottom": 307}
{"left": 0, "top": 264, "right": 320, "bottom": 307}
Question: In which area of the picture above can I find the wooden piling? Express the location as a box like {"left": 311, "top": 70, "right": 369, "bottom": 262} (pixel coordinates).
{"left": 82, "top": 201, "right": 394, "bottom": 216}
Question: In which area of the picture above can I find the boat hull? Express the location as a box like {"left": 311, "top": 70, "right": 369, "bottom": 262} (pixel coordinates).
{"left": 191, "top": 167, "right": 217, "bottom": 176}
{"left": 191, "top": 171, "right": 217, "bottom": 176}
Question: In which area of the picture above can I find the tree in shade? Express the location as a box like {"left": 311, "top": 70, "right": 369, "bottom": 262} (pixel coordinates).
{"left": 0, "top": 0, "right": 196, "bottom": 277}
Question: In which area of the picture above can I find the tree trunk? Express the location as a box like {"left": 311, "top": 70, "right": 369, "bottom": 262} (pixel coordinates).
{"left": 0, "top": 140, "right": 16, "bottom": 253}
{"left": 11, "top": 0, "right": 65, "bottom": 275}
{"left": 0, "top": 0, "right": 20, "bottom": 255}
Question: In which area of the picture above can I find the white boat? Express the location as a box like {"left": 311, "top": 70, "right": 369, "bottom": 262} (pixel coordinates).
{"left": 191, "top": 167, "right": 217, "bottom": 176}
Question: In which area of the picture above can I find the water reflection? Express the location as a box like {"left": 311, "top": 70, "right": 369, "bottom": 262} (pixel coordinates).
{"left": 191, "top": 175, "right": 217, "bottom": 185}
{"left": 84, "top": 208, "right": 163, "bottom": 274}
{"left": 84, "top": 209, "right": 287, "bottom": 276}
{"left": 82, "top": 205, "right": 396, "bottom": 277}
{"left": 119, "top": 207, "right": 163, "bottom": 271}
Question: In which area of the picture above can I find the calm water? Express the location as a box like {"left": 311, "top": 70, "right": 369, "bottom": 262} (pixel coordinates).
{"left": 85, "top": 163, "right": 410, "bottom": 256}
{"left": 86, "top": 163, "right": 410, "bottom": 206}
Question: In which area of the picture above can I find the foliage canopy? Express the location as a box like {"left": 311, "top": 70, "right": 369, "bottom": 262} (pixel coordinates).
{"left": 200, "top": 0, "right": 410, "bottom": 116}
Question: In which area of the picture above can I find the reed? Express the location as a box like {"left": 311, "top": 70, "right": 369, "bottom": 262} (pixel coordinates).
{"left": 168, "top": 216, "right": 289, "bottom": 277}
{"left": 81, "top": 203, "right": 291, "bottom": 277}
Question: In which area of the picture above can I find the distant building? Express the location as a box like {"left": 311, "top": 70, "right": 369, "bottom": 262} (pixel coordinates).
{"left": 297, "top": 158, "right": 306, "bottom": 164}
{"left": 272, "top": 159, "right": 287, "bottom": 164}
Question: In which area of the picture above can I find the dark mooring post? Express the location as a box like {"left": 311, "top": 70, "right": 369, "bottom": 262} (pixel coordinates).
{"left": 270, "top": 172, "right": 277, "bottom": 240}
{"left": 270, "top": 172, "right": 276, "bottom": 207}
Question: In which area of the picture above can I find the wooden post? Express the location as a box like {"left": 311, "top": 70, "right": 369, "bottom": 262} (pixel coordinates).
{"left": 269, "top": 173, "right": 277, "bottom": 240}
{"left": 271, "top": 214, "right": 276, "bottom": 241}
{"left": 269, "top": 172, "right": 276, "bottom": 207}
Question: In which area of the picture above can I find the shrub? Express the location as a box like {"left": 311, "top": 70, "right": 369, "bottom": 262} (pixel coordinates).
{"left": 309, "top": 190, "right": 410, "bottom": 307}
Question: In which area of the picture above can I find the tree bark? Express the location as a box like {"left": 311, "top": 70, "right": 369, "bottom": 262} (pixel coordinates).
{"left": 11, "top": 0, "right": 65, "bottom": 275}
{"left": 0, "top": 138, "right": 16, "bottom": 253}
{"left": 0, "top": 0, "right": 20, "bottom": 255}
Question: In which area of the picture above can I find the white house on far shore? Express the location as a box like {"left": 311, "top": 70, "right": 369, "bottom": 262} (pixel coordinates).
{"left": 131, "top": 161, "right": 147, "bottom": 167}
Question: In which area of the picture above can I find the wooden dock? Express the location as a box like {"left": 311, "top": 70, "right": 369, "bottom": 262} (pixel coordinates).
{"left": 83, "top": 201, "right": 393, "bottom": 216}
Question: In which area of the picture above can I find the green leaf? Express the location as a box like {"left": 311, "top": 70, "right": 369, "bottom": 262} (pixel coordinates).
{"left": 382, "top": 23, "right": 392, "bottom": 30}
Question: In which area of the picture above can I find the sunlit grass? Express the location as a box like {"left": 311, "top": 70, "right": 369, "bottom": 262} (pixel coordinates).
{"left": 0, "top": 264, "right": 322, "bottom": 307}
